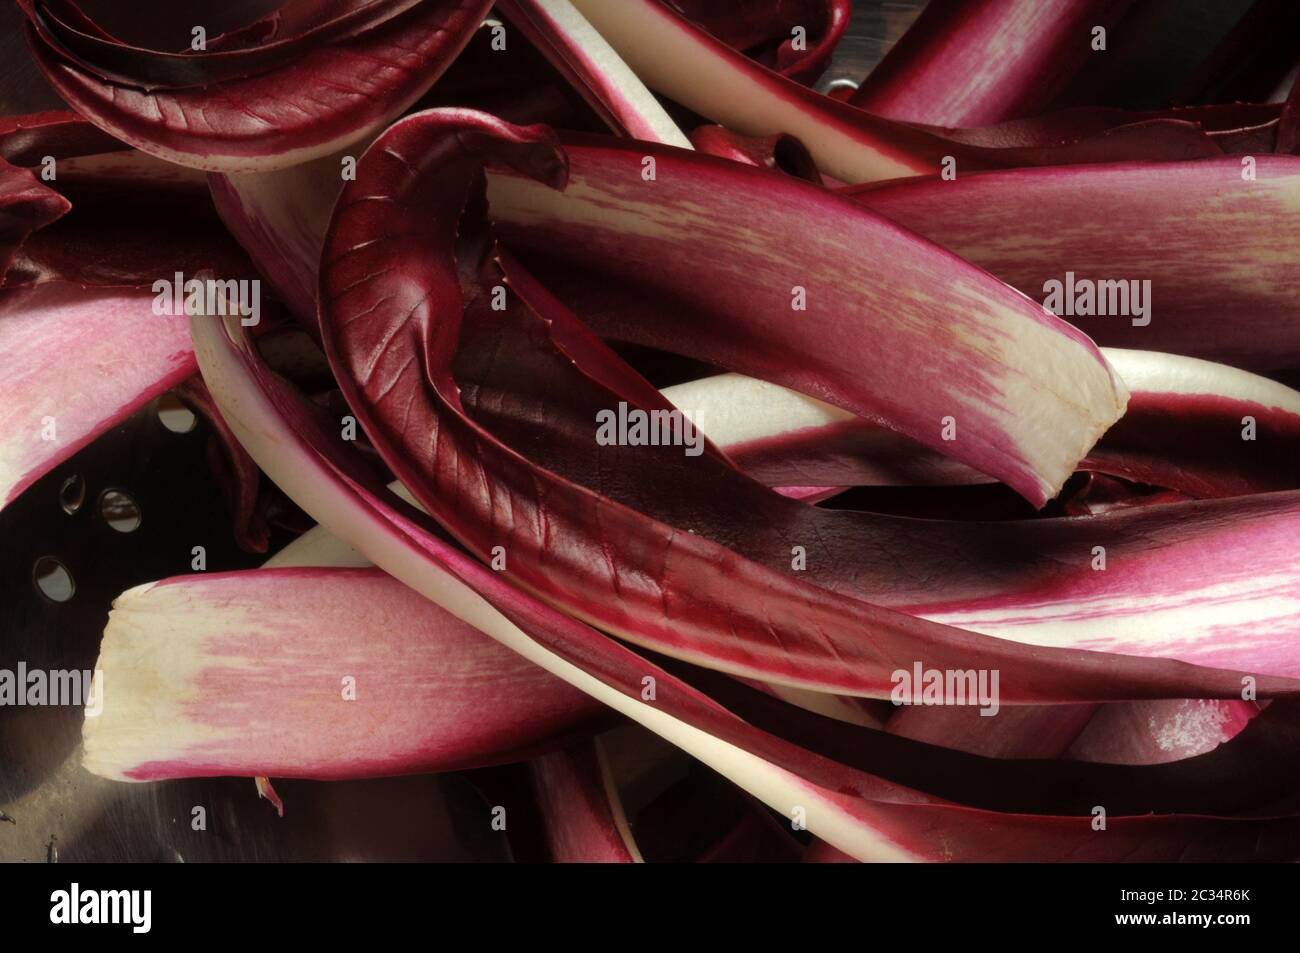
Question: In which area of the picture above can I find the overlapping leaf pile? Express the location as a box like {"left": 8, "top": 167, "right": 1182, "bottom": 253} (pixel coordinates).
{"left": 7, "top": 0, "right": 1300, "bottom": 862}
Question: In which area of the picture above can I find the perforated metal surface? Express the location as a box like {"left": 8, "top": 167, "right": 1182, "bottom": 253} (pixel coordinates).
{"left": 0, "top": 400, "right": 509, "bottom": 861}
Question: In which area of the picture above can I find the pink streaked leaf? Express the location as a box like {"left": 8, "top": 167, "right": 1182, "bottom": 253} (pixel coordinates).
{"left": 922, "top": 102, "right": 1289, "bottom": 156}
{"left": 187, "top": 301, "right": 901, "bottom": 859}
{"left": 209, "top": 150, "right": 344, "bottom": 325}
{"left": 291, "top": 119, "right": 1300, "bottom": 693}
{"left": 23, "top": 0, "right": 427, "bottom": 88}
{"left": 0, "top": 121, "right": 271, "bottom": 511}
{"left": 0, "top": 283, "right": 193, "bottom": 508}
{"left": 851, "top": 156, "right": 1300, "bottom": 368}
{"left": 1083, "top": 348, "right": 1300, "bottom": 497}
{"left": 485, "top": 133, "right": 1128, "bottom": 505}
{"left": 209, "top": 116, "right": 1128, "bottom": 503}
{"left": 850, "top": 0, "right": 1136, "bottom": 127}
{"left": 887, "top": 697, "right": 1259, "bottom": 767}
{"left": 83, "top": 567, "right": 601, "bottom": 781}
{"left": 888, "top": 703, "right": 1098, "bottom": 761}
{"left": 563, "top": 0, "right": 1236, "bottom": 182}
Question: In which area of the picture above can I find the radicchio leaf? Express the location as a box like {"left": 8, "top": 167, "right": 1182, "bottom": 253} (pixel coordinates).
{"left": 83, "top": 567, "right": 601, "bottom": 781}
{"left": 483, "top": 132, "right": 1128, "bottom": 504}
{"left": 851, "top": 156, "right": 1300, "bottom": 368}
{"left": 667, "top": 0, "right": 851, "bottom": 85}
{"left": 313, "top": 107, "right": 1300, "bottom": 715}
{"left": 850, "top": 0, "right": 1137, "bottom": 126}
{"left": 188, "top": 302, "right": 1300, "bottom": 861}
{"left": 0, "top": 156, "right": 68, "bottom": 281}
{"left": 495, "top": 0, "right": 692, "bottom": 147}
{"left": 562, "top": 0, "right": 1253, "bottom": 182}
{"left": 20, "top": 0, "right": 494, "bottom": 171}
{"left": 675, "top": 348, "right": 1300, "bottom": 499}
{"left": 531, "top": 741, "right": 640, "bottom": 862}
{"left": 204, "top": 108, "right": 1300, "bottom": 696}
{"left": 0, "top": 121, "right": 268, "bottom": 510}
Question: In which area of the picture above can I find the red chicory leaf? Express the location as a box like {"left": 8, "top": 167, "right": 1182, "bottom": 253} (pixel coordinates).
{"left": 189, "top": 303, "right": 1300, "bottom": 860}
{"left": 172, "top": 375, "right": 271, "bottom": 552}
{"left": 20, "top": 0, "right": 494, "bottom": 171}
{"left": 484, "top": 132, "right": 1128, "bottom": 504}
{"left": 561, "top": 0, "right": 1239, "bottom": 182}
{"left": 316, "top": 108, "right": 1300, "bottom": 710}
{"left": 205, "top": 116, "right": 1300, "bottom": 700}
{"left": 850, "top": 0, "right": 1137, "bottom": 127}
{"left": 851, "top": 156, "right": 1300, "bottom": 367}
{"left": 566, "top": 0, "right": 940, "bottom": 182}
{"left": 683, "top": 349, "right": 1300, "bottom": 499}
{"left": 0, "top": 156, "right": 68, "bottom": 281}
{"left": 531, "top": 741, "right": 640, "bottom": 862}
{"left": 666, "top": 0, "right": 851, "bottom": 85}
{"left": 495, "top": 0, "right": 692, "bottom": 147}
{"left": 1067, "top": 699, "right": 1261, "bottom": 765}
{"left": 0, "top": 116, "right": 271, "bottom": 510}
{"left": 83, "top": 567, "right": 601, "bottom": 781}
{"left": 23, "top": 0, "right": 428, "bottom": 89}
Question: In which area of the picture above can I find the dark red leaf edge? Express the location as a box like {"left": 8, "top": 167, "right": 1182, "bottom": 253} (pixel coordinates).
{"left": 20, "top": 0, "right": 494, "bottom": 171}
